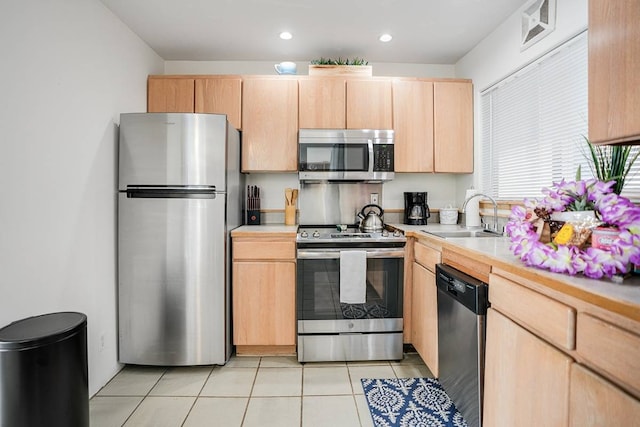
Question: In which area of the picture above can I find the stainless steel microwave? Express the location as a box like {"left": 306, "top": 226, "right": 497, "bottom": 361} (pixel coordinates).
{"left": 298, "top": 129, "right": 394, "bottom": 182}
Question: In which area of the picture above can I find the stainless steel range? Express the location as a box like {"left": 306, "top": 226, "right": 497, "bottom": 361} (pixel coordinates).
{"left": 296, "top": 224, "right": 406, "bottom": 362}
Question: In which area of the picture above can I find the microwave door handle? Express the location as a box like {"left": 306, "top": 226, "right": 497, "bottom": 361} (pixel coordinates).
{"left": 367, "top": 139, "right": 374, "bottom": 171}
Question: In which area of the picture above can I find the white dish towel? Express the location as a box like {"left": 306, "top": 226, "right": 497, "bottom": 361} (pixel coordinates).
{"left": 339, "top": 250, "right": 367, "bottom": 304}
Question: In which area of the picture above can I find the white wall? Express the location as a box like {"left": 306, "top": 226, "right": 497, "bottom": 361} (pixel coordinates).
{"left": 165, "top": 60, "right": 455, "bottom": 78}
{"left": 454, "top": 0, "right": 588, "bottom": 200}
{"left": 0, "top": 0, "right": 163, "bottom": 396}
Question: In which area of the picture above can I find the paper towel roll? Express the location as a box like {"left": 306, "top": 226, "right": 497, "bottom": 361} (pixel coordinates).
{"left": 465, "top": 189, "right": 481, "bottom": 227}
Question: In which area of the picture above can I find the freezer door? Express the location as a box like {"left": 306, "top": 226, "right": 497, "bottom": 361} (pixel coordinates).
{"left": 118, "top": 193, "right": 229, "bottom": 365}
{"left": 118, "top": 113, "right": 228, "bottom": 190}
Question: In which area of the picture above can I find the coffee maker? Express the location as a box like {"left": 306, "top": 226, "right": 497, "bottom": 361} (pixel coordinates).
{"left": 404, "top": 192, "right": 430, "bottom": 225}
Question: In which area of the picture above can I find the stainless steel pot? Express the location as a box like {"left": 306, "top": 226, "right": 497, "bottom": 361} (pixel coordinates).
{"left": 358, "top": 204, "right": 384, "bottom": 232}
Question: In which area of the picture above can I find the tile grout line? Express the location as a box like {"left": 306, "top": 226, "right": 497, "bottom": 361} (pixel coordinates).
{"left": 121, "top": 367, "right": 169, "bottom": 426}
{"left": 240, "top": 356, "right": 262, "bottom": 426}
{"left": 180, "top": 365, "right": 217, "bottom": 427}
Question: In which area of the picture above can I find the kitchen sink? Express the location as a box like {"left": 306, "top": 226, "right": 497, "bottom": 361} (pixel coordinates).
{"left": 421, "top": 229, "right": 503, "bottom": 239}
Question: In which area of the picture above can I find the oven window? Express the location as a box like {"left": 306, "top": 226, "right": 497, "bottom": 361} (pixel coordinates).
{"left": 299, "top": 143, "right": 369, "bottom": 171}
{"left": 297, "top": 258, "right": 403, "bottom": 320}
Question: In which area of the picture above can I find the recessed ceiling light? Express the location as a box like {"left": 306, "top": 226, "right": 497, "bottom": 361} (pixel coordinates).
{"left": 280, "top": 32, "right": 293, "bottom": 40}
{"left": 379, "top": 34, "right": 393, "bottom": 42}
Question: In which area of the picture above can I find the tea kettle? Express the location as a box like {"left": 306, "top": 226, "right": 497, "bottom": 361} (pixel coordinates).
{"left": 358, "top": 204, "right": 384, "bottom": 232}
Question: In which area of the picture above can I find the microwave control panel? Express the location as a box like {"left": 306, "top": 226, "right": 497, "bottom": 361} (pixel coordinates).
{"left": 373, "top": 145, "right": 394, "bottom": 172}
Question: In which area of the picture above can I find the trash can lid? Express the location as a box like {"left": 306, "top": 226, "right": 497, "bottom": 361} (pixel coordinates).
{"left": 0, "top": 312, "right": 87, "bottom": 350}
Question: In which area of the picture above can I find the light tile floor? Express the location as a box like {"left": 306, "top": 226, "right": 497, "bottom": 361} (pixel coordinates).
{"left": 91, "top": 352, "right": 433, "bottom": 427}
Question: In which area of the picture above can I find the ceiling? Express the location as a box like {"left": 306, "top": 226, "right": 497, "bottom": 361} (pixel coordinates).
{"left": 99, "top": 0, "right": 528, "bottom": 64}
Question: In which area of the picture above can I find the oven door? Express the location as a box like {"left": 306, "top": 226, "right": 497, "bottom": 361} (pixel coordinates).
{"left": 296, "top": 247, "right": 404, "bottom": 334}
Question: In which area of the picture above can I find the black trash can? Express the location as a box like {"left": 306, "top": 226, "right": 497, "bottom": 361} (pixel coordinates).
{"left": 0, "top": 312, "right": 88, "bottom": 427}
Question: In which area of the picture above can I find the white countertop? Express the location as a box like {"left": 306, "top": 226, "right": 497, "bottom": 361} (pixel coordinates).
{"left": 390, "top": 223, "right": 640, "bottom": 320}
{"left": 231, "top": 224, "right": 298, "bottom": 236}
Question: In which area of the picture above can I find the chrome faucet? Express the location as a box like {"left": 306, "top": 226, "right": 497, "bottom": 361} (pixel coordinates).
{"left": 462, "top": 193, "right": 500, "bottom": 233}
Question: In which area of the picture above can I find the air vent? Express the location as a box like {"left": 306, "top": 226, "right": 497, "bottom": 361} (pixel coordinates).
{"left": 521, "top": 0, "right": 556, "bottom": 51}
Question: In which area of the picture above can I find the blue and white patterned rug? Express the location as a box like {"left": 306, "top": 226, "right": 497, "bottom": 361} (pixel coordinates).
{"left": 361, "top": 378, "right": 468, "bottom": 427}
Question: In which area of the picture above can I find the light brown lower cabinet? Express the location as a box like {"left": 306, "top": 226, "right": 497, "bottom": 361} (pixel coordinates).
{"left": 483, "top": 308, "right": 572, "bottom": 426}
{"left": 232, "top": 261, "right": 296, "bottom": 347}
{"left": 569, "top": 363, "right": 640, "bottom": 426}
{"left": 411, "top": 262, "right": 438, "bottom": 376}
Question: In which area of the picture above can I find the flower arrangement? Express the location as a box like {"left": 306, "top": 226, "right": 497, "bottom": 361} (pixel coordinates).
{"left": 505, "top": 178, "right": 640, "bottom": 279}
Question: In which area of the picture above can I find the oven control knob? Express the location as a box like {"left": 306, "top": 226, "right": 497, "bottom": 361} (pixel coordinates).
{"left": 312, "top": 230, "right": 320, "bottom": 238}
{"left": 381, "top": 229, "right": 389, "bottom": 237}
{"left": 348, "top": 322, "right": 354, "bottom": 329}
{"left": 300, "top": 231, "right": 308, "bottom": 238}
{"left": 393, "top": 230, "right": 402, "bottom": 237}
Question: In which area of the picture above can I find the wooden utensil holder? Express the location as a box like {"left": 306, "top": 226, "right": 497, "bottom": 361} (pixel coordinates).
{"left": 284, "top": 206, "right": 296, "bottom": 225}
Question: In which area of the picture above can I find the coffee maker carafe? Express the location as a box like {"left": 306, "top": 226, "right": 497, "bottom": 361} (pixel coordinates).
{"left": 404, "top": 192, "right": 430, "bottom": 225}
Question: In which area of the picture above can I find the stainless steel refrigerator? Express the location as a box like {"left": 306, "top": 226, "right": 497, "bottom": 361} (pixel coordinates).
{"left": 117, "top": 112, "right": 242, "bottom": 365}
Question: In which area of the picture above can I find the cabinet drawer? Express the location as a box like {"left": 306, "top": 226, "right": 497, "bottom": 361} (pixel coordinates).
{"left": 489, "top": 273, "right": 576, "bottom": 351}
{"left": 233, "top": 240, "right": 295, "bottom": 260}
{"left": 577, "top": 313, "right": 640, "bottom": 397}
{"left": 414, "top": 242, "right": 441, "bottom": 272}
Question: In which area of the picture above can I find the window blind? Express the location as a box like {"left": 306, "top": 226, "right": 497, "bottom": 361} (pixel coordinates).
{"left": 480, "top": 31, "right": 638, "bottom": 203}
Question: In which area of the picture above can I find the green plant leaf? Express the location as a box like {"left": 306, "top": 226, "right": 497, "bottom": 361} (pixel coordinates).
{"left": 581, "top": 136, "right": 639, "bottom": 194}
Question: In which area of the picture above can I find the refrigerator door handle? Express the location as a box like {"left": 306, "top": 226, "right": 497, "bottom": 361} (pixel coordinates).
{"left": 126, "top": 186, "right": 218, "bottom": 199}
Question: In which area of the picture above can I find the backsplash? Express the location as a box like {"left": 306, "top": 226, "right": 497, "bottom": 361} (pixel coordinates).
{"left": 243, "top": 173, "right": 466, "bottom": 224}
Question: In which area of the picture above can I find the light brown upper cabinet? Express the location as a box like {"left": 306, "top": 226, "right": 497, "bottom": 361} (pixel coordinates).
{"left": 346, "top": 79, "right": 393, "bottom": 129}
{"left": 147, "top": 76, "right": 242, "bottom": 130}
{"left": 434, "top": 81, "right": 473, "bottom": 173}
{"left": 195, "top": 77, "right": 242, "bottom": 130}
{"left": 241, "top": 77, "right": 298, "bottom": 172}
{"left": 392, "top": 80, "right": 435, "bottom": 172}
{"left": 588, "top": 0, "right": 640, "bottom": 145}
{"left": 298, "top": 77, "right": 346, "bottom": 128}
{"left": 148, "top": 77, "right": 194, "bottom": 113}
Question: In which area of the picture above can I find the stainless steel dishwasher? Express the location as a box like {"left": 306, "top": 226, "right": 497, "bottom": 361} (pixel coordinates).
{"left": 436, "top": 263, "right": 489, "bottom": 427}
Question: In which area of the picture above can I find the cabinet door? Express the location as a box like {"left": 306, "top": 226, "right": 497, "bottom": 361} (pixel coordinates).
{"left": 241, "top": 78, "right": 298, "bottom": 172}
{"left": 392, "top": 80, "right": 434, "bottom": 172}
{"left": 346, "top": 80, "right": 393, "bottom": 129}
{"left": 483, "top": 308, "right": 572, "bottom": 426}
{"left": 147, "top": 78, "right": 195, "bottom": 113}
{"left": 589, "top": 0, "right": 640, "bottom": 145}
{"left": 195, "top": 77, "right": 242, "bottom": 130}
{"left": 433, "top": 81, "right": 473, "bottom": 173}
{"left": 412, "top": 262, "right": 438, "bottom": 376}
{"left": 232, "top": 261, "right": 296, "bottom": 346}
{"left": 569, "top": 364, "right": 640, "bottom": 426}
{"left": 298, "top": 78, "right": 346, "bottom": 128}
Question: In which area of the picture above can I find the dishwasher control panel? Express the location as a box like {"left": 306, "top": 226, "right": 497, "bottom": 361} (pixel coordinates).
{"left": 436, "top": 263, "right": 489, "bottom": 315}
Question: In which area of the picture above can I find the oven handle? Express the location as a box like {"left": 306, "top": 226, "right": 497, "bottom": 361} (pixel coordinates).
{"left": 297, "top": 248, "right": 405, "bottom": 259}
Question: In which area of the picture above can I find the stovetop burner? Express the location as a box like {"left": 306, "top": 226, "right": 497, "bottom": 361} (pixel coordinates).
{"left": 297, "top": 224, "right": 406, "bottom": 246}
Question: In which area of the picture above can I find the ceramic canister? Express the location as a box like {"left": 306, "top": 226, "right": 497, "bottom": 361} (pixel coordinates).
{"left": 439, "top": 205, "right": 459, "bottom": 225}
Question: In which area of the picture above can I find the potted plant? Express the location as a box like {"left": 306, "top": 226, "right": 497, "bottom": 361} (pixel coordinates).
{"left": 582, "top": 136, "right": 639, "bottom": 195}
{"left": 308, "top": 57, "right": 372, "bottom": 76}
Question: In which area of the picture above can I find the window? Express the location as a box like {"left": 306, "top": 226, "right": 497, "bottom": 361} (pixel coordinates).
{"left": 481, "top": 31, "right": 639, "bottom": 202}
